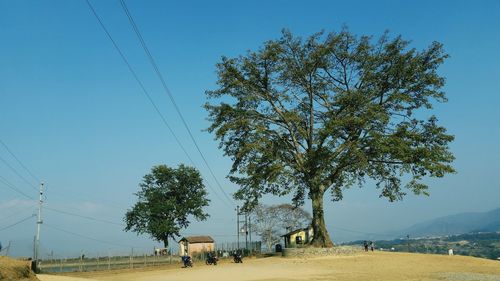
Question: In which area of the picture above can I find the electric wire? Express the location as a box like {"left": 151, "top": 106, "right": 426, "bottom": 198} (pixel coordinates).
{"left": 84, "top": 0, "right": 231, "bottom": 208}
{"left": 1, "top": 135, "right": 124, "bottom": 214}
{"left": 118, "top": 0, "right": 235, "bottom": 206}
{"left": 0, "top": 154, "right": 38, "bottom": 191}
{"left": 46, "top": 188, "right": 124, "bottom": 211}
{"left": 44, "top": 223, "right": 133, "bottom": 248}
{"left": 45, "top": 206, "right": 125, "bottom": 227}
{"left": 46, "top": 207, "right": 240, "bottom": 243}
{"left": 0, "top": 214, "right": 36, "bottom": 232}
{"left": 0, "top": 205, "right": 36, "bottom": 223}
{"left": 45, "top": 206, "right": 239, "bottom": 237}
{"left": 0, "top": 139, "right": 125, "bottom": 220}
{"left": 0, "top": 138, "right": 41, "bottom": 184}
{"left": 0, "top": 174, "right": 34, "bottom": 199}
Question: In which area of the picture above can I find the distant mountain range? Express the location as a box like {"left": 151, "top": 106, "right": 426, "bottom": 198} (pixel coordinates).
{"left": 399, "top": 207, "right": 500, "bottom": 238}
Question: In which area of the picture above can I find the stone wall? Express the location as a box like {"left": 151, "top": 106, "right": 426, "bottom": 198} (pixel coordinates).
{"left": 282, "top": 246, "right": 361, "bottom": 258}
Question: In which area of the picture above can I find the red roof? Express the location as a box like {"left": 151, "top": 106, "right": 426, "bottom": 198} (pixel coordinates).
{"left": 179, "top": 236, "right": 214, "bottom": 243}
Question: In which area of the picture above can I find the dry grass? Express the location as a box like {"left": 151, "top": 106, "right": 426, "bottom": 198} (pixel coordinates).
{"left": 0, "top": 256, "right": 39, "bottom": 281}
{"left": 38, "top": 251, "right": 500, "bottom": 281}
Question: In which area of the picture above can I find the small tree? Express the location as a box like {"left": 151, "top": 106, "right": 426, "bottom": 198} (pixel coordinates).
{"left": 205, "top": 28, "right": 455, "bottom": 247}
{"left": 124, "top": 164, "right": 210, "bottom": 247}
{"left": 251, "top": 204, "right": 311, "bottom": 251}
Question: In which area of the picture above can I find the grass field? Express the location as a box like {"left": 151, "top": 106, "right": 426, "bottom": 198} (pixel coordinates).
{"left": 36, "top": 251, "right": 500, "bottom": 281}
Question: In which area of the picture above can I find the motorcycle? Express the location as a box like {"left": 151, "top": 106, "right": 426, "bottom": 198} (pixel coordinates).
{"left": 233, "top": 252, "right": 243, "bottom": 263}
{"left": 205, "top": 252, "right": 218, "bottom": 265}
{"left": 182, "top": 255, "right": 193, "bottom": 268}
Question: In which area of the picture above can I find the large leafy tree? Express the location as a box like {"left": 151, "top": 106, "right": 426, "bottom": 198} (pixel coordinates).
{"left": 252, "top": 204, "right": 311, "bottom": 251}
{"left": 124, "top": 164, "right": 210, "bottom": 247}
{"left": 205, "top": 29, "right": 455, "bottom": 247}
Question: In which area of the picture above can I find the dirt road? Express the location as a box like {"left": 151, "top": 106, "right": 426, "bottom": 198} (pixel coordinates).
{"left": 37, "top": 252, "right": 500, "bottom": 281}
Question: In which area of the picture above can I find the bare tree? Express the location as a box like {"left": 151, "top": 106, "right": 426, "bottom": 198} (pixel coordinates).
{"left": 251, "top": 204, "right": 311, "bottom": 251}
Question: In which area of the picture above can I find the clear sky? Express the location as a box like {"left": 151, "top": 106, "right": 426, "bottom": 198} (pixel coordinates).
{"left": 0, "top": 0, "right": 499, "bottom": 258}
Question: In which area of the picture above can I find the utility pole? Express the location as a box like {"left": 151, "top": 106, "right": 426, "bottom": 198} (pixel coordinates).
{"left": 245, "top": 211, "right": 248, "bottom": 250}
{"left": 236, "top": 206, "right": 240, "bottom": 250}
{"left": 6, "top": 241, "right": 11, "bottom": 256}
{"left": 248, "top": 214, "right": 252, "bottom": 251}
{"left": 34, "top": 182, "right": 44, "bottom": 265}
{"left": 406, "top": 234, "right": 410, "bottom": 252}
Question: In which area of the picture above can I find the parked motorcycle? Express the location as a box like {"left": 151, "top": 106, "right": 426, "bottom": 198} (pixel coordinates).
{"left": 233, "top": 252, "right": 243, "bottom": 263}
{"left": 205, "top": 252, "right": 218, "bottom": 265}
{"left": 182, "top": 255, "right": 193, "bottom": 268}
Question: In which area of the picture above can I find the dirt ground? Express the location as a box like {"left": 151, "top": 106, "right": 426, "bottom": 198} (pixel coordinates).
{"left": 37, "top": 252, "right": 500, "bottom": 281}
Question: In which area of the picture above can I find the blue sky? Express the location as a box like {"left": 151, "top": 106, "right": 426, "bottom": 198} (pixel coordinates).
{"left": 0, "top": 0, "right": 499, "bottom": 257}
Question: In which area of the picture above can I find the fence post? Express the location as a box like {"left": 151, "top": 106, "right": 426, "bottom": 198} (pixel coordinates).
{"left": 59, "top": 258, "right": 62, "bottom": 273}
{"left": 79, "top": 251, "right": 83, "bottom": 272}
{"left": 108, "top": 254, "right": 110, "bottom": 270}
{"left": 130, "top": 248, "right": 134, "bottom": 269}
{"left": 144, "top": 253, "right": 146, "bottom": 267}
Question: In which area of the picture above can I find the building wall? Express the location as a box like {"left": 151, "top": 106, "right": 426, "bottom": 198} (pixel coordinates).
{"left": 179, "top": 242, "right": 214, "bottom": 256}
{"left": 289, "top": 231, "right": 306, "bottom": 247}
{"left": 286, "top": 228, "right": 314, "bottom": 248}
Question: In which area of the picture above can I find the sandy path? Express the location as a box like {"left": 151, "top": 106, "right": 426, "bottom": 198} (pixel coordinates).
{"left": 38, "top": 252, "right": 500, "bottom": 281}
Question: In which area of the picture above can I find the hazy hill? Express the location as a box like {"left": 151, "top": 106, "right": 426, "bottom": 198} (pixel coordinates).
{"left": 400, "top": 207, "right": 500, "bottom": 237}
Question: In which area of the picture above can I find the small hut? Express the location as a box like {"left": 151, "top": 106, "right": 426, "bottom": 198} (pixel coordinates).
{"left": 179, "top": 236, "right": 215, "bottom": 256}
{"left": 281, "top": 226, "right": 313, "bottom": 248}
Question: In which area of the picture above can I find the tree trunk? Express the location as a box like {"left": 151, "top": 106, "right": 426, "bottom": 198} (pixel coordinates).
{"left": 163, "top": 238, "right": 169, "bottom": 248}
{"left": 267, "top": 240, "right": 273, "bottom": 252}
{"left": 310, "top": 189, "right": 334, "bottom": 247}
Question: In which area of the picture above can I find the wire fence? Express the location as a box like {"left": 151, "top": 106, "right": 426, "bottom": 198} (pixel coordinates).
{"left": 39, "top": 254, "right": 175, "bottom": 273}
{"left": 37, "top": 241, "right": 261, "bottom": 273}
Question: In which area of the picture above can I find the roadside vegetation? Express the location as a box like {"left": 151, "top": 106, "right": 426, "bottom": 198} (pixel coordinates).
{"left": 346, "top": 232, "right": 500, "bottom": 260}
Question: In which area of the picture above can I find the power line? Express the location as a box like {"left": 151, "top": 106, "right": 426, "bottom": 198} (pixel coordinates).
{"left": 45, "top": 206, "right": 124, "bottom": 227}
{"left": 0, "top": 154, "right": 38, "bottom": 191}
{"left": 84, "top": 0, "right": 231, "bottom": 208}
{"left": 0, "top": 139, "right": 125, "bottom": 213}
{"left": 0, "top": 214, "right": 36, "bottom": 232}
{"left": 46, "top": 187, "right": 124, "bottom": 211}
{"left": 44, "top": 223, "right": 133, "bottom": 248}
{"left": 118, "top": 0, "right": 235, "bottom": 207}
{"left": 0, "top": 205, "right": 36, "bottom": 223}
{"left": 0, "top": 174, "right": 34, "bottom": 199}
{"left": 47, "top": 203, "right": 239, "bottom": 241}
{"left": 0, "top": 138, "right": 41, "bottom": 184}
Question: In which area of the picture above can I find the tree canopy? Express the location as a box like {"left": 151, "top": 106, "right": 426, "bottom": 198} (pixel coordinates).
{"left": 205, "top": 28, "right": 455, "bottom": 247}
{"left": 124, "top": 164, "right": 210, "bottom": 247}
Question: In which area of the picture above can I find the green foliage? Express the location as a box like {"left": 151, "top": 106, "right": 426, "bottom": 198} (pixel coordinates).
{"left": 124, "top": 164, "right": 210, "bottom": 247}
{"left": 354, "top": 232, "right": 500, "bottom": 260}
{"left": 205, "top": 28, "right": 455, "bottom": 246}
